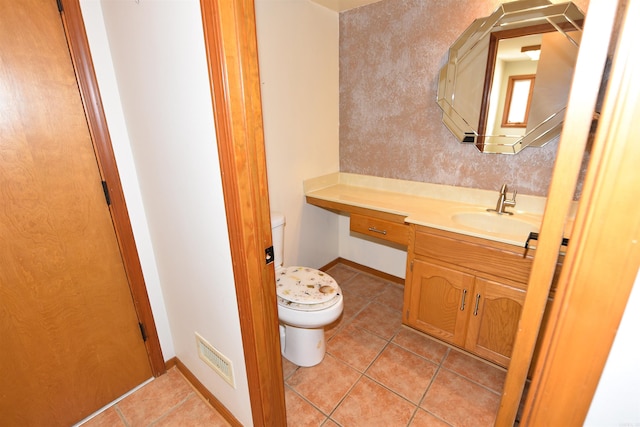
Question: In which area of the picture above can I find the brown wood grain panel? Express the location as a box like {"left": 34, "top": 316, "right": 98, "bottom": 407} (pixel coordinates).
{"left": 465, "top": 278, "right": 526, "bottom": 367}
{"left": 496, "top": 0, "right": 621, "bottom": 423}
{"left": 406, "top": 260, "right": 473, "bottom": 347}
{"left": 0, "top": 1, "right": 153, "bottom": 424}
{"left": 199, "top": 0, "right": 287, "bottom": 424}
{"left": 350, "top": 213, "right": 409, "bottom": 246}
{"left": 414, "top": 228, "right": 532, "bottom": 284}
{"left": 60, "top": 0, "right": 165, "bottom": 377}
{"left": 521, "top": 1, "right": 640, "bottom": 424}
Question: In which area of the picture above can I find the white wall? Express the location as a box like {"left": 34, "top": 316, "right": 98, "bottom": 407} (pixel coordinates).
{"left": 80, "top": 1, "right": 252, "bottom": 424}
{"left": 255, "top": 0, "right": 340, "bottom": 269}
{"left": 584, "top": 270, "right": 640, "bottom": 426}
{"left": 338, "top": 216, "right": 408, "bottom": 278}
{"left": 255, "top": 0, "right": 406, "bottom": 278}
{"left": 80, "top": 0, "right": 174, "bottom": 363}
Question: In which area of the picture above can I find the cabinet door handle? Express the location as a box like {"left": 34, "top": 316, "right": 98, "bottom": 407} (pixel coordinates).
{"left": 460, "top": 289, "right": 467, "bottom": 311}
{"left": 367, "top": 226, "right": 387, "bottom": 235}
{"left": 473, "top": 294, "right": 481, "bottom": 316}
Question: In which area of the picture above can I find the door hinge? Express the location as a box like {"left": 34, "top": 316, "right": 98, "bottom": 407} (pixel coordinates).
{"left": 138, "top": 322, "right": 147, "bottom": 342}
{"left": 101, "top": 180, "right": 111, "bottom": 206}
{"left": 405, "top": 309, "right": 410, "bottom": 320}
{"left": 410, "top": 259, "right": 414, "bottom": 272}
{"left": 57, "top": 0, "right": 63, "bottom": 12}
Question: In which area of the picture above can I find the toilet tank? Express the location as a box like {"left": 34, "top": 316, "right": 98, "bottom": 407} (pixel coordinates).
{"left": 270, "top": 212, "right": 285, "bottom": 269}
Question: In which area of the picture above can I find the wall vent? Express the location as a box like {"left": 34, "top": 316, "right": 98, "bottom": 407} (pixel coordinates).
{"left": 195, "top": 332, "right": 235, "bottom": 388}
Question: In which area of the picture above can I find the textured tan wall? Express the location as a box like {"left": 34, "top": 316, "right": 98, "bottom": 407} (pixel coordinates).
{"left": 339, "top": 0, "right": 589, "bottom": 196}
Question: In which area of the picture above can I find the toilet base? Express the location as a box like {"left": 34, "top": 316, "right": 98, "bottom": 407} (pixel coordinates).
{"left": 279, "top": 324, "right": 326, "bottom": 367}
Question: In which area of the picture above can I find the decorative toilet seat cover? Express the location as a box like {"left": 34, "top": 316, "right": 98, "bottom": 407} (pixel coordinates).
{"left": 276, "top": 266, "right": 341, "bottom": 312}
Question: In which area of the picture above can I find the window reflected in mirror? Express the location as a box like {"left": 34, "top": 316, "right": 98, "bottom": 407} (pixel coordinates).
{"left": 502, "top": 74, "right": 535, "bottom": 128}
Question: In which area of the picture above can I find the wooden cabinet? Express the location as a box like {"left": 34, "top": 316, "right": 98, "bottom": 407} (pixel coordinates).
{"left": 350, "top": 213, "right": 409, "bottom": 246}
{"left": 305, "top": 196, "right": 410, "bottom": 247}
{"left": 465, "top": 277, "right": 525, "bottom": 367}
{"left": 403, "top": 225, "right": 530, "bottom": 367}
{"left": 405, "top": 260, "right": 473, "bottom": 347}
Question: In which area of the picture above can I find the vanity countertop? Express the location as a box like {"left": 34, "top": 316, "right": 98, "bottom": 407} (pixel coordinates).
{"left": 304, "top": 173, "right": 574, "bottom": 247}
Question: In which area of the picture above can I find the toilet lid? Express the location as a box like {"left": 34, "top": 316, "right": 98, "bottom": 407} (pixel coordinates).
{"left": 276, "top": 266, "right": 341, "bottom": 311}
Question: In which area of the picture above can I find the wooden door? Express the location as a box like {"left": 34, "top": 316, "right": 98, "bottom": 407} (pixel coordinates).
{"left": 0, "top": 1, "right": 152, "bottom": 425}
{"left": 465, "top": 278, "right": 526, "bottom": 367}
{"left": 406, "top": 259, "right": 473, "bottom": 347}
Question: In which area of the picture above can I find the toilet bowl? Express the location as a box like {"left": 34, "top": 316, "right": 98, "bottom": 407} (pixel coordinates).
{"left": 271, "top": 213, "right": 343, "bottom": 367}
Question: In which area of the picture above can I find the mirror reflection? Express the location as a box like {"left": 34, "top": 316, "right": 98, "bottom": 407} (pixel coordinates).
{"left": 437, "top": 1, "right": 584, "bottom": 154}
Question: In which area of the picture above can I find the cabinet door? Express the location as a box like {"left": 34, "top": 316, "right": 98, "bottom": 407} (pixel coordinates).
{"left": 405, "top": 259, "right": 474, "bottom": 347}
{"left": 465, "top": 278, "right": 526, "bottom": 367}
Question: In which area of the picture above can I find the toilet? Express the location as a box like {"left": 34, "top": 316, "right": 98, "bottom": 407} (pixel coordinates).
{"left": 270, "top": 212, "right": 343, "bottom": 367}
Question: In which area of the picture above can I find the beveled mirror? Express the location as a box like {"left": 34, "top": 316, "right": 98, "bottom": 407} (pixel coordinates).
{"left": 437, "top": 0, "right": 584, "bottom": 154}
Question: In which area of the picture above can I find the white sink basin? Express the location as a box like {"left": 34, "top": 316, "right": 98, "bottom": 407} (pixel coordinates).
{"left": 451, "top": 211, "right": 539, "bottom": 237}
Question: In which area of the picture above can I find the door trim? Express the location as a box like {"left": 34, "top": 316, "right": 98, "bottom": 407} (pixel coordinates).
{"left": 60, "top": 0, "right": 165, "bottom": 377}
{"left": 199, "top": 0, "right": 287, "bottom": 425}
{"left": 520, "top": 0, "right": 639, "bottom": 423}
{"left": 497, "top": 0, "right": 629, "bottom": 424}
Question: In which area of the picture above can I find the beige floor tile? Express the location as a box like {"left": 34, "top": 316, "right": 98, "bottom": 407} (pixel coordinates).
{"left": 325, "top": 312, "right": 346, "bottom": 340}
{"left": 154, "top": 394, "right": 231, "bottom": 426}
{"left": 340, "top": 290, "right": 372, "bottom": 321}
{"left": 373, "top": 283, "right": 405, "bottom": 311}
{"left": 441, "top": 350, "right": 506, "bottom": 393}
{"left": 409, "top": 409, "right": 452, "bottom": 426}
{"left": 324, "top": 290, "right": 370, "bottom": 340}
{"left": 286, "top": 353, "right": 361, "bottom": 415}
{"left": 351, "top": 301, "right": 403, "bottom": 340}
{"left": 327, "top": 323, "right": 388, "bottom": 372}
{"left": 282, "top": 355, "right": 299, "bottom": 380}
{"left": 284, "top": 386, "right": 328, "bottom": 427}
{"left": 85, "top": 264, "right": 507, "bottom": 427}
{"left": 81, "top": 407, "right": 125, "bottom": 427}
{"left": 366, "top": 343, "right": 438, "bottom": 404}
{"left": 332, "top": 376, "right": 416, "bottom": 427}
{"left": 116, "top": 367, "right": 194, "bottom": 426}
{"left": 338, "top": 273, "right": 390, "bottom": 300}
{"left": 392, "top": 328, "right": 450, "bottom": 364}
{"left": 326, "top": 264, "right": 360, "bottom": 285}
{"left": 420, "top": 369, "right": 500, "bottom": 427}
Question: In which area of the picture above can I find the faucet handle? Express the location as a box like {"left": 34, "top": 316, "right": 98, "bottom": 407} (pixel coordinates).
{"left": 505, "top": 188, "right": 517, "bottom": 208}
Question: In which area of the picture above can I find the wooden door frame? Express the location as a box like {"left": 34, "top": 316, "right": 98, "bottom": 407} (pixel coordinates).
{"left": 59, "top": 0, "right": 165, "bottom": 377}
{"left": 198, "top": 0, "right": 636, "bottom": 425}
{"left": 60, "top": 0, "right": 284, "bottom": 422}
{"left": 199, "top": 0, "right": 287, "bottom": 425}
{"left": 520, "top": 0, "right": 639, "bottom": 423}
{"left": 498, "top": 0, "right": 638, "bottom": 424}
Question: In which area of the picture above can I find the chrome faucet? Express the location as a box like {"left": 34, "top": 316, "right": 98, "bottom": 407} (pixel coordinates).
{"left": 488, "top": 184, "right": 517, "bottom": 215}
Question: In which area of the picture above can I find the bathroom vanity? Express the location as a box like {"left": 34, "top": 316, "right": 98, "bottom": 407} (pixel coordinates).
{"left": 304, "top": 173, "right": 568, "bottom": 368}
{"left": 405, "top": 225, "right": 530, "bottom": 367}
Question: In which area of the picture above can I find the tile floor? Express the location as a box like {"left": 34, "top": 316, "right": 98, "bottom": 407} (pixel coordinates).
{"left": 80, "top": 367, "right": 231, "bottom": 427}
{"left": 282, "top": 263, "right": 507, "bottom": 427}
{"left": 82, "top": 262, "right": 508, "bottom": 427}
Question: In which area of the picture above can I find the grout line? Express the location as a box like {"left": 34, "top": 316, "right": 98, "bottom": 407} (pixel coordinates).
{"left": 287, "top": 263, "right": 505, "bottom": 426}
{"left": 114, "top": 406, "right": 130, "bottom": 427}
{"left": 73, "top": 377, "right": 153, "bottom": 426}
{"left": 438, "top": 365, "right": 504, "bottom": 396}
{"left": 147, "top": 393, "right": 195, "bottom": 426}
